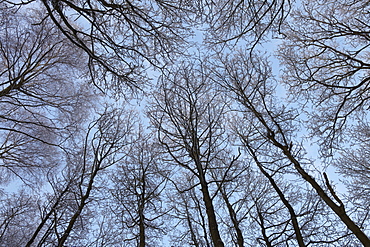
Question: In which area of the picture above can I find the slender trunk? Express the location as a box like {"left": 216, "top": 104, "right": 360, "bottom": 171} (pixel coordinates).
{"left": 57, "top": 166, "right": 99, "bottom": 247}
{"left": 26, "top": 184, "right": 70, "bottom": 247}
{"left": 240, "top": 95, "right": 370, "bottom": 246}
{"left": 220, "top": 188, "right": 244, "bottom": 247}
{"left": 278, "top": 143, "right": 370, "bottom": 246}
{"left": 138, "top": 206, "right": 145, "bottom": 247}
{"left": 139, "top": 191, "right": 145, "bottom": 247}
{"left": 246, "top": 145, "right": 306, "bottom": 246}
{"left": 190, "top": 129, "right": 225, "bottom": 247}
{"left": 256, "top": 204, "right": 273, "bottom": 247}
{"left": 199, "top": 172, "right": 225, "bottom": 247}
{"left": 185, "top": 203, "right": 200, "bottom": 247}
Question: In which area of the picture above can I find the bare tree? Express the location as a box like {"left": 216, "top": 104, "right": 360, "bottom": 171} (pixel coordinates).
{"left": 277, "top": 1, "right": 370, "bottom": 244}
{"left": 54, "top": 107, "right": 136, "bottom": 247}
{"left": 0, "top": 8, "right": 98, "bottom": 244}
{"left": 278, "top": 0, "right": 370, "bottom": 154}
{"left": 148, "top": 58, "right": 240, "bottom": 247}
{"left": 0, "top": 190, "right": 39, "bottom": 247}
{"left": 107, "top": 128, "right": 169, "bottom": 246}
{"left": 3, "top": 0, "right": 201, "bottom": 93}
{"left": 166, "top": 171, "right": 213, "bottom": 247}
{"left": 0, "top": 5, "right": 96, "bottom": 187}
{"left": 2, "top": 0, "right": 370, "bottom": 245}
{"left": 0, "top": 107, "right": 136, "bottom": 247}
{"left": 203, "top": 0, "right": 291, "bottom": 49}
{"left": 212, "top": 50, "right": 370, "bottom": 245}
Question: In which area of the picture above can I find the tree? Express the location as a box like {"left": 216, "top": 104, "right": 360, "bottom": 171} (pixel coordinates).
{"left": 3, "top": 0, "right": 293, "bottom": 92}
{"left": 278, "top": 0, "right": 370, "bottom": 243}
{"left": 203, "top": 0, "right": 291, "bottom": 49}
{"left": 278, "top": 0, "right": 370, "bottom": 154}
{"left": 3, "top": 0, "right": 200, "bottom": 93}
{"left": 148, "top": 58, "right": 240, "bottom": 247}
{"left": 2, "top": 0, "right": 370, "bottom": 246}
{"left": 0, "top": 5, "right": 95, "bottom": 187}
{"left": 107, "top": 128, "right": 169, "bottom": 246}
{"left": 212, "top": 49, "right": 370, "bottom": 245}
{"left": 20, "top": 106, "right": 137, "bottom": 247}
{"left": 0, "top": 190, "right": 39, "bottom": 246}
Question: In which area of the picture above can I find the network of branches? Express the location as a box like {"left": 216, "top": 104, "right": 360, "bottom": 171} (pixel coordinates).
{"left": 0, "top": 0, "right": 369, "bottom": 246}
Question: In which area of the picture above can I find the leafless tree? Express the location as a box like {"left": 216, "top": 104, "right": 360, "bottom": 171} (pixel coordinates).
{"left": 148, "top": 58, "right": 243, "bottom": 247}
{"left": 0, "top": 190, "right": 39, "bottom": 246}
{"left": 1, "top": 0, "right": 370, "bottom": 245}
{"left": 278, "top": 0, "right": 370, "bottom": 154}
{"left": 212, "top": 50, "right": 370, "bottom": 245}
{"left": 3, "top": 0, "right": 201, "bottom": 93}
{"left": 277, "top": 1, "right": 370, "bottom": 244}
{"left": 166, "top": 175, "right": 212, "bottom": 247}
{"left": 0, "top": 5, "right": 96, "bottom": 187}
{"left": 106, "top": 128, "right": 169, "bottom": 246}
{"left": 0, "top": 106, "right": 137, "bottom": 247}
{"left": 203, "top": 0, "right": 291, "bottom": 50}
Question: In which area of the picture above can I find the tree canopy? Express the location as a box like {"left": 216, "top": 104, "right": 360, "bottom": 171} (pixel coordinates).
{"left": 0, "top": 0, "right": 369, "bottom": 246}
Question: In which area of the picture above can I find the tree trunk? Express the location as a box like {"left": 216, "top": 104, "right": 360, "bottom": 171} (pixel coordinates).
{"left": 199, "top": 173, "right": 225, "bottom": 247}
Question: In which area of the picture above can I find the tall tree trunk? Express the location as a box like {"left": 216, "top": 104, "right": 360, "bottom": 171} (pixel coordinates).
{"left": 199, "top": 172, "right": 225, "bottom": 247}
{"left": 220, "top": 187, "right": 244, "bottom": 247}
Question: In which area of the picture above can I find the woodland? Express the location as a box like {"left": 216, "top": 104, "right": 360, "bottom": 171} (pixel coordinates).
{"left": 0, "top": 0, "right": 370, "bottom": 246}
